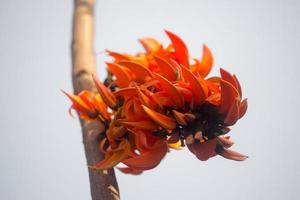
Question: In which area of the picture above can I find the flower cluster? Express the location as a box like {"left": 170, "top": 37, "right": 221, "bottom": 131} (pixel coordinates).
{"left": 64, "top": 30, "right": 248, "bottom": 175}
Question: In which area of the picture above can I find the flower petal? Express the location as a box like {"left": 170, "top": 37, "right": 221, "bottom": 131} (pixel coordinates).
{"left": 239, "top": 98, "right": 248, "bottom": 119}
{"left": 118, "top": 119, "right": 159, "bottom": 131}
{"left": 219, "top": 148, "right": 248, "bottom": 161}
{"left": 139, "top": 37, "right": 161, "bottom": 54}
{"left": 117, "top": 167, "right": 143, "bottom": 175}
{"left": 142, "top": 105, "right": 176, "bottom": 130}
{"left": 233, "top": 74, "right": 242, "bottom": 98}
{"left": 154, "top": 73, "right": 184, "bottom": 108}
{"left": 219, "top": 80, "right": 240, "bottom": 115}
{"left": 224, "top": 99, "right": 240, "bottom": 126}
{"left": 113, "top": 87, "right": 137, "bottom": 98}
{"left": 118, "top": 60, "right": 153, "bottom": 82}
{"left": 122, "top": 140, "right": 168, "bottom": 170}
{"left": 220, "top": 68, "right": 236, "bottom": 87}
{"left": 168, "top": 140, "right": 182, "bottom": 150}
{"left": 62, "top": 90, "right": 91, "bottom": 113}
{"left": 93, "top": 140, "right": 130, "bottom": 169}
{"left": 153, "top": 55, "right": 177, "bottom": 81}
{"left": 181, "top": 66, "right": 208, "bottom": 106}
{"left": 93, "top": 75, "right": 117, "bottom": 108}
{"left": 220, "top": 68, "right": 242, "bottom": 97}
{"left": 191, "top": 45, "right": 213, "bottom": 77}
{"left": 165, "top": 30, "right": 189, "bottom": 67}
{"left": 172, "top": 110, "right": 187, "bottom": 126}
{"left": 106, "top": 62, "right": 131, "bottom": 88}
{"left": 187, "top": 139, "right": 218, "bottom": 161}
{"left": 106, "top": 50, "right": 129, "bottom": 61}
{"left": 217, "top": 136, "right": 234, "bottom": 148}
{"left": 134, "top": 84, "right": 152, "bottom": 108}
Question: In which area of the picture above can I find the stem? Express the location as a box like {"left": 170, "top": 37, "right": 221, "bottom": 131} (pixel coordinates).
{"left": 71, "top": 0, "right": 120, "bottom": 199}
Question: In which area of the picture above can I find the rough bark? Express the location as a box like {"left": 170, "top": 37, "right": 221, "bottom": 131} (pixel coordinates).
{"left": 71, "top": 0, "right": 120, "bottom": 199}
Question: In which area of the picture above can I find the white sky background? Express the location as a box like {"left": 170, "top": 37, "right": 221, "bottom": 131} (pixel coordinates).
{"left": 1, "top": 0, "right": 300, "bottom": 199}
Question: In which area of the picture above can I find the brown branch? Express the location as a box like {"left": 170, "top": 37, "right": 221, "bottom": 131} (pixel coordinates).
{"left": 71, "top": 0, "right": 120, "bottom": 199}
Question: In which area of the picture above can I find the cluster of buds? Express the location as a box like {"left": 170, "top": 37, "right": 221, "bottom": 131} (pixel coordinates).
{"left": 64, "top": 30, "right": 248, "bottom": 175}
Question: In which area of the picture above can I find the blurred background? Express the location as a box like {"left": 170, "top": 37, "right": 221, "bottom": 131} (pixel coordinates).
{"left": 1, "top": 0, "right": 300, "bottom": 199}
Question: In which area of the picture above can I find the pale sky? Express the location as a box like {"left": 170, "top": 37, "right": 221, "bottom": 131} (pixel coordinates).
{"left": 1, "top": 0, "right": 300, "bottom": 199}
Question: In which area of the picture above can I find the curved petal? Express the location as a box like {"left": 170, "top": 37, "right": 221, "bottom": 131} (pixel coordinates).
{"left": 154, "top": 73, "right": 184, "bottom": 108}
{"left": 134, "top": 84, "right": 152, "bottom": 108}
{"left": 142, "top": 105, "right": 176, "bottom": 130}
{"left": 93, "top": 140, "right": 130, "bottom": 169}
{"left": 233, "top": 74, "right": 242, "bottom": 98}
{"left": 122, "top": 140, "right": 168, "bottom": 170}
{"left": 220, "top": 68, "right": 237, "bottom": 87}
{"left": 117, "top": 167, "right": 143, "bottom": 175}
{"left": 224, "top": 99, "right": 240, "bottom": 126}
{"left": 168, "top": 140, "right": 182, "bottom": 150}
{"left": 62, "top": 90, "right": 91, "bottom": 113}
{"left": 217, "top": 136, "right": 234, "bottom": 148}
{"left": 139, "top": 37, "right": 161, "bottom": 54}
{"left": 153, "top": 55, "right": 177, "bottom": 81}
{"left": 106, "top": 50, "right": 129, "bottom": 61}
{"left": 181, "top": 66, "right": 208, "bottom": 106}
{"left": 93, "top": 75, "right": 117, "bottom": 108}
{"left": 165, "top": 30, "right": 189, "bottom": 67}
{"left": 118, "top": 119, "right": 159, "bottom": 131}
{"left": 175, "top": 85, "right": 193, "bottom": 103}
{"left": 151, "top": 91, "right": 172, "bottom": 107}
{"left": 113, "top": 87, "right": 136, "bottom": 98}
{"left": 219, "top": 80, "right": 240, "bottom": 115}
{"left": 219, "top": 148, "right": 248, "bottom": 161}
{"left": 187, "top": 139, "right": 218, "bottom": 161}
{"left": 191, "top": 45, "right": 213, "bottom": 77}
{"left": 220, "top": 68, "right": 242, "bottom": 97}
{"left": 106, "top": 62, "right": 131, "bottom": 88}
{"left": 239, "top": 98, "right": 248, "bottom": 119}
{"left": 172, "top": 110, "right": 187, "bottom": 126}
{"left": 119, "top": 60, "right": 153, "bottom": 82}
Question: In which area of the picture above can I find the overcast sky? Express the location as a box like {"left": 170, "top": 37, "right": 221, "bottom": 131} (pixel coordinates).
{"left": 1, "top": 0, "right": 300, "bottom": 199}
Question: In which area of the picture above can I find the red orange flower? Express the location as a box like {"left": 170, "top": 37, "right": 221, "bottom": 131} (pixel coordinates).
{"left": 64, "top": 30, "right": 248, "bottom": 174}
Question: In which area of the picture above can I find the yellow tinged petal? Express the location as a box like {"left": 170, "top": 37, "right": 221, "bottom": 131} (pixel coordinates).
{"left": 141, "top": 105, "right": 176, "bottom": 130}
{"left": 62, "top": 90, "right": 90, "bottom": 113}
{"left": 106, "top": 50, "right": 129, "bottom": 60}
{"left": 168, "top": 140, "right": 182, "bottom": 150}
{"left": 93, "top": 140, "right": 130, "bottom": 170}
{"left": 139, "top": 37, "right": 161, "bottom": 54}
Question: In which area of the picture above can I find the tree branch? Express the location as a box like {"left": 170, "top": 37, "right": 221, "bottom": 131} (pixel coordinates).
{"left": 71, "top": 0, "right": 120, "bottom": 199}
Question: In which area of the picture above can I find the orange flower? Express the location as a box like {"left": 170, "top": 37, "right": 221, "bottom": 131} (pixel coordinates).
{"left": 63, "top": 90, "right": 110, "bottom": 121}
{"left": 64, "top": 30, "right": 248, "bottom": 174}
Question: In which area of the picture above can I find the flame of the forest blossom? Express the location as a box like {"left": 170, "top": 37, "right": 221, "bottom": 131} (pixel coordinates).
{"left": 64, "top": 30, "right": 248, "bottom": 175}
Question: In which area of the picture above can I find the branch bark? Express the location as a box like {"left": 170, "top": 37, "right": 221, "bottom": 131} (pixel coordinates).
{"left": 71, "top": 0, "right": 120, "bottom": 199}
